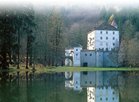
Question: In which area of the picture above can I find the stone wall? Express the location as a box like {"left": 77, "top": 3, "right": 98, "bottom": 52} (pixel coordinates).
{"left": 80, "top": 50, "right": 118, "bottom": 67}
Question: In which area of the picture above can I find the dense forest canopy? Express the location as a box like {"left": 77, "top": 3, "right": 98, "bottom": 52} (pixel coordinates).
{"left": 0, "top": 5, "right": 139, "bottom": 69}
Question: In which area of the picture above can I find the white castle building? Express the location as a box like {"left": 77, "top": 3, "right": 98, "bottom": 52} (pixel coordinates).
{"left": 65, "top": 23, "right": 120, "bottom": 98}
{"left": 87, "top": 23, "right": 119, "bottom": 51}
{"left": 87, "top": 87, "right": 119, "bottom": 102}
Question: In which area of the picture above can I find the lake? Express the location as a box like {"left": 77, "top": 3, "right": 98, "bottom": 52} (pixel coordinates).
{"left": 0, "top": 71, "right": 139, "bottom": 102}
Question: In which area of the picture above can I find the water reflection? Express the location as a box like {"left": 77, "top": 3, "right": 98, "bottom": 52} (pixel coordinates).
{"left": 0, "top": 71, "right": 139, "bottom": 102}
{"left": 65, "top": 71, "right": 120, "bottom": 102}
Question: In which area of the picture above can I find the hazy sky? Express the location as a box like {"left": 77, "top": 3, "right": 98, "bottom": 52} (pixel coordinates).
{"left": 0, "top": 0, "right": 139, "bottom": 8}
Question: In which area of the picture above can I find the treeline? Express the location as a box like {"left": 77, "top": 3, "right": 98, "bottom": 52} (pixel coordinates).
{"left": 0, "top": 5, "right": 139, "bottom": 69}
{"left": 0, "top": 5, "right": 35, "bottom": 69}
{"left": 35, "top": 9, "right": 64, "bottom": 66}
{"left": 0, "top": 6, "right": 64, "bottom": 69}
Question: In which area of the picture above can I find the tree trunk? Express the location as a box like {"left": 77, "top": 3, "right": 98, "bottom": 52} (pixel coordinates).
{"left": 26, "top": 36, "right": 29, "bottom": 69}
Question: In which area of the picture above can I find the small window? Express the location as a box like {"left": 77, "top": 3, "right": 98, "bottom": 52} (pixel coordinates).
{"left": 106, "top": 31, "right": 108, "bottom": 34}
{"left": 106, "top": 98, "right": 108, "bottom": 101}
{"left": 106, "top": 37, "right": 108, "bottom": 40}
{"left": 76, "top": 49, "right": 78, "bottom": 51}
{"left": 113, "top": 32, "right": 115, "bottom": 34}
{"left": 113, "top": 43, "right": 115, "bottom": 46}
{"left": 100, "top": 37, "right": 102, "bottom": 40}
{"left": 90, "top": 54, "right": 92, "bottom": 56}
{"left": 85, "top": 53, "right": 87, "bottom": 56}
{"left": 85, "top": 81, "right": 87, "bottom": 84}
{"left": 100, "top": 31, "right": 102, "bottom": 34}
{"left": 90, "top": 81, "right": 92, "bottom": 84}
{"left": 113, "top": 92, "right": 115, "bottom": 94}
{"left": 83, "top": 71, "right": 88, "bottom": 75}
{"left": 113, "top": 97, "right": 115, "bottom": 100}
{"left": 100, "top": 98, "right": 102, "bottom": 100}
{"left": 76, "top": 54, "right": 78, "bottom": 56}
{"left": 113, "top": 37, "right": 115, "bottom": 40}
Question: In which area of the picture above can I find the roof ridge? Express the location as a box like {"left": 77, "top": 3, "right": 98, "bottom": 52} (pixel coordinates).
{"left": 93, "top": 22, "right": 118, "bottom": 30}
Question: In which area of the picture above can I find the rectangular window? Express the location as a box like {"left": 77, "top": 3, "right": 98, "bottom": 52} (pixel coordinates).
{"left": 85, "top": 53, "right": 87, "bottom": 56}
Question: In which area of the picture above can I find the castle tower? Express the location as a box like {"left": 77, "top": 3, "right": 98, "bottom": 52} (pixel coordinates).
{"left": 73, "top": 47, "right": 82, "bottom": 66}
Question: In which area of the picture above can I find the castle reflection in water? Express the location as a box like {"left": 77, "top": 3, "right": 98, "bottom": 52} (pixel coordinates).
{"left": 65, "top": 71, "right": 120, "bottom": 102}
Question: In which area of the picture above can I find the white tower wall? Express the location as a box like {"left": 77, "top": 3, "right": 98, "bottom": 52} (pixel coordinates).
{"left": 87, "top": 30, "right": 119, "bottom": 51}
{"left": 73, "top": 47, "right": 82, "bottom": 66}
{"left": 73, "top": 72, "right": 82, "bottom": 91}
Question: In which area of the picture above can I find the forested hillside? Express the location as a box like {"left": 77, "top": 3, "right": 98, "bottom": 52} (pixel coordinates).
{"left": 0, "top": 5, "right": 139, "bottom": 69}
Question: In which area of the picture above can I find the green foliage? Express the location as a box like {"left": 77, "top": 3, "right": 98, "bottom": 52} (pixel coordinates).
{"left": 0, "top": 5, "right": 36, "bottom": 69}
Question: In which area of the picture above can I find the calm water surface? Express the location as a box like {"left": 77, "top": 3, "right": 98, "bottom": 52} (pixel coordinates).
{"left": 0, "top": 71, "right": 139, "bottom": 102}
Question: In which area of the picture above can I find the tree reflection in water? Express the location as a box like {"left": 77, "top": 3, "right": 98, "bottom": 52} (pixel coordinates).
{"left": 0, "top": 71, "right": 139, "bottom": 102}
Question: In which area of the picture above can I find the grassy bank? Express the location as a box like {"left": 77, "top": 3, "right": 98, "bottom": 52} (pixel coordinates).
{"left": 43, "top": 67, "right": 139, "bottom": 72}
{"left": 5, "top": 66, "right": 139, "bottom": 73}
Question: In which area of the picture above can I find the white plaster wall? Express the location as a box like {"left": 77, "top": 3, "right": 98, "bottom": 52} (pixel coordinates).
{"left": 87, "top": 31, "right": 95, "bottom": 50}
{"left": 87, "top": 30, "right": 119, "bottom": 51}
{"left": 87, "top": 87, "right": 95, "bottom": 102}
{"left": 95, "top": 30, "right": 119, "bottom": 51}
{"left": 73, "top": 72, "right": 82, "bottom": 91}
{"left": 73, "top": 47, "right": 82, "bottom": 66}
